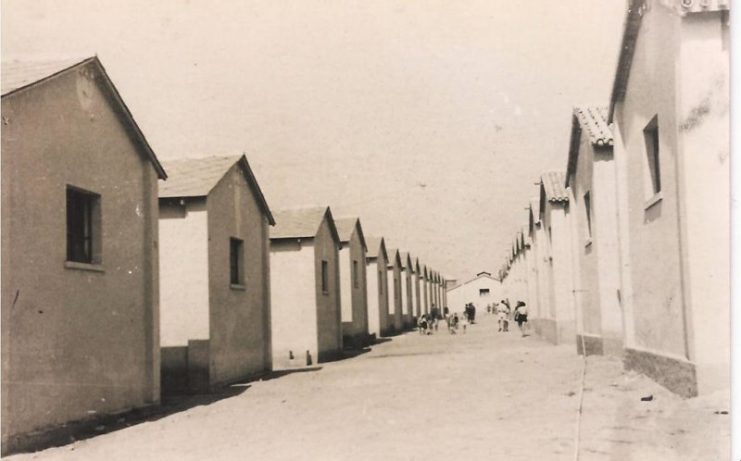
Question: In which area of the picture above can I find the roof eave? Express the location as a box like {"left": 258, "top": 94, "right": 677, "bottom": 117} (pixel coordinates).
{"left": 237, "top": 155, "right": 275, "bottom": 225}
{"left": 608, "top": 0, "right": 644, "bottom": 124}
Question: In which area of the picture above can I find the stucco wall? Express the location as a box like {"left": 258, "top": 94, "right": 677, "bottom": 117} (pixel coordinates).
{"left": 270, "top": 241, "right": 317, "bottom": 368}
{"left": 339, "top": 228, "right": 369, "bottom": 342}
{"left": 569, "top": 137, "right": 602, "bottom": 342}
{"left": 314, "top": 219, "right": 342, "bottom": 360}
{"left": 421, "top": 271, "right": 429, "bottom": 315}
{"left": 543, "top": 202, "right": 576, "bottom": 345}
{"left": 404, "top": 263, "right": 414, "bottom": 327}
{"left": 447, "top": 276, "right": 500, "bottom": 314}
{"left": 1, "top": 65, "right": 160, "bottom": 443}
{"left": 614, "top": 2, "right": 686, "bottom": 359}
{"left": 207, "top": 164, "right": 272, "bottom": 385}
{"left": 675, "top": 13, "right": 729, "bottom": 394}
{"left": 532, "top": 223, "right": 550, "bottom": 324}
{"left": 159, "top": 200, "right": 209, "bottom": 346}
{"left": 387, "top": 263, "right": 403, "bottom": 333}
{"left": 414, "top": 270, "right": 422, "bottom": 318}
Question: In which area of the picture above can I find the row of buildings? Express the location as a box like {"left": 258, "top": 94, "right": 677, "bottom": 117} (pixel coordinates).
{"left": 0, "top": 56, "right": 449, "bottom": 452}
{"left": 497, "top": 0, "right": 730, "bottom": 399}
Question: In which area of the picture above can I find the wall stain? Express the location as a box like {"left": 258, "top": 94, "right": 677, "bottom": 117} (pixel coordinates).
{"left": 679, "top": 95, "right": 711, "bottom": 132}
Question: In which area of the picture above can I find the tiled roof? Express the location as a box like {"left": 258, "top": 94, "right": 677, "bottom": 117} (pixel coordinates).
{"left": 659, "top": 0, "right": 730, "bottom": 15}
{"left": 160, "top": 155, "right": 274, "bottom": 224}
{"left": 365, "top": 236, "right": 387, "bottom": 259}
{"left": 541, "top": 171, "right": 568, "bottom": 203}
{"left": 271, "top": 206, "right": 338, "bottom": 242}
{"left": 2, "top": 56, "right": 166, "bottom": 179}
{"left": 2, "top": 57, "right": 91, "bottom": 96}
{"left": 334, "top": 217, "right": 356, "bottom": 242}
{"left": 386, "top": 248, "right": 399, "bottom": 268}
{"left": 334, "top": 216, "right": 367, "bottom": 250}
{"left": 159, "top": 155, "right": 242, "bottom": 198}
{"left": 399, "top": 251, "right": 414, "bottom": 270}
{"left": 574, "top": 106, "right": 613, "bottom": 146}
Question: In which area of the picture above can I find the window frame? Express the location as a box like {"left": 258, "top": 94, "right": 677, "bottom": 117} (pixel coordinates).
{"left": 321, "top": 260, "right": 329, "bottom": 294}
{"left": 583, "top": 190, "right": 593, "bottom": 245}
{"left": 66, "top": 185, "right": 102, "bottom": 266}
{"left": 229, "top": 237, "right": 245, "bottom": 289}
{"left": 643, "top": 115, "right": 662, "bottom": 203}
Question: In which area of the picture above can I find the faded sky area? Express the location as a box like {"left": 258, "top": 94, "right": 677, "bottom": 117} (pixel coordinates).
{"left": 2, "top": 0, "right": 625, "bottom": 282}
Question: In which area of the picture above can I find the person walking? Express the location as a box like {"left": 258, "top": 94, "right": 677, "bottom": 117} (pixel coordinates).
{"left": 498, "top": 299, "right": 511, "bottom": 332}
{"left": 448, "top": 313, "right": 459, "bottom": 334}
{"left": 514, "top": 301, "right": 529, "bottom": 337}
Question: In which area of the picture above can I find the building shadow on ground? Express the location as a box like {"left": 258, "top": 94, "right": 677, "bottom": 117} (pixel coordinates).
{"left": 10, "top": 367, "right": 325, "bottom": 456}
{"left": 259, "top": 366, "right": 323, "bottom": 381}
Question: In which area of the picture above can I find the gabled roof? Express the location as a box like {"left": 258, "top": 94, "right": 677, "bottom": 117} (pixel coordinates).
{"left": 608, "top": 0, "right": 729, "bottom": 123}
{"left": 2, "top": 56, "right": 166, "bottom": 179}
{"left": 574, "top": 106, "right": 612, "bottom": 146}
{"left": 365, "top": 236, "right": 388, "bottom": 260}
{"left": 271, "top": 206, "right": 339, "bottom": 244}
{"left": 659, "top": 0, "right": 729, "bottom": 16}
{"left": 566, "top": 107, "right": 613, "bottom": 187}
{"left": 159, "top": 154, "right": 275, "bottom": 225}
{"left": 541, "top": 171, "right": 568, "bottom": 203}
{"left": 450, "top": 271, "right": 499, "bottom": 290}
{"left": 386, "top": 248, "right": 400, "bottom": 268}
{"left": 528, "top": 197, "right": 541, "bottom": 233}
{"left": 399, "top": 252, "right": 414, "bottom": 271}
{"left": 334, "top": 217, "right": 367, "bottom": 251}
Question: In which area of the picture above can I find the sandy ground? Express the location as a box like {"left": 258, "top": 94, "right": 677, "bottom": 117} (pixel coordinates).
{"left": 9, "top": 315, "right": 729, "bottom": 460}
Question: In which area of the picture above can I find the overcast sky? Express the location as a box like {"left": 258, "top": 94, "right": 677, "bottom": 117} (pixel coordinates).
{"left": 2, "top": 0, "right": 626, "bottom": 282}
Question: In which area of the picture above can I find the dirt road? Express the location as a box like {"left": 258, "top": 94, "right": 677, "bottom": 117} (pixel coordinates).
{"left": 10, "top": 315, "right": 729, "bottom": 460}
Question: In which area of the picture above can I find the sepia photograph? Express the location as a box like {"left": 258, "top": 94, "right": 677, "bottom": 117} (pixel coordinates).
{"left": 0, "top": 0, "right": 734, "bottom": 459}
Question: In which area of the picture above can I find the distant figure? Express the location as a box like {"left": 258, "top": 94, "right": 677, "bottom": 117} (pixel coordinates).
{"left": 469, "top": 304, "right": 476, "bottom": 324}
{"left": 460, "top": 311, "right": 469, "bottom": 334}
{"left": 418, "top": 314, "right": 429, "bottom": 335}
{"left": 486, "top": 303, "right": 492, "bottom": 315}
{"left": 498, "top": 299, "right": 511, "bottom": 332}
{"left": 448, "top": 313, "right": 459, "bottom": 334}
{"left": 443, "top": 306, "right": 450, "bottom": 318}
{"left": 514, "top": 301, "right": 528, "bottom": 337}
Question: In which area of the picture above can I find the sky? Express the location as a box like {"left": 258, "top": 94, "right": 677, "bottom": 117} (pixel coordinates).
{"left": 2, "top": 0, "right": 626, "bottom": 283}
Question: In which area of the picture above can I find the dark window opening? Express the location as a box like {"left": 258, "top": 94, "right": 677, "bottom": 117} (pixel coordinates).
{"left": 230, "top": 238, "right": 244, "bottom": 286}
{"left": 479, "top": 288, "right": 490, "bottom": 296}
{"left": 321, "top": 260, "right": 329, "bottom": 293}
{"left": 66, "top": 186, "right": 101, "bottom": 264}
{"left": 353, "top": 260, "right": 359, "bottom": 288}
{"left": 644, "top": 116, "right": 661, "bottom": 195}
{"left": 584, "top": 191, "right": 592, "bottom": 239}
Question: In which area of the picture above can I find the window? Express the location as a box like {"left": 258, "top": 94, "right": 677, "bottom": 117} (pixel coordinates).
{"left": 583, "top": 191, "right": 592, "bottom": 240}
{"left": 352, "top": 260, "right": 359, "bottom": 288}
{"left": 378, "top": 270, "right": 384, "bottom": 294}
{"left": 479, "top": 288, "right": 490, "bottom": 296}
{"left": 66, "top": 186, "right": 101, "bottom": 264}
{"left": 644, "top": 116, "right": 661, "bottom": 196}
{"left": 321, "top": 260, "right": 329, "bottom": 293}
{"left": 230, "top": 238, "right": 244, "bottom": 286}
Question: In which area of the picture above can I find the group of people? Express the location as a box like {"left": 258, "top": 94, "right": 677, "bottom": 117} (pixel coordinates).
{"left": 417, "top": 306, "right": 443, "bottom": 335}
{"left": 487, "top": 299, "right": 529, "bottom": 337}
{"left": 417, "top": 299, "right": 528, "bottom": 337}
